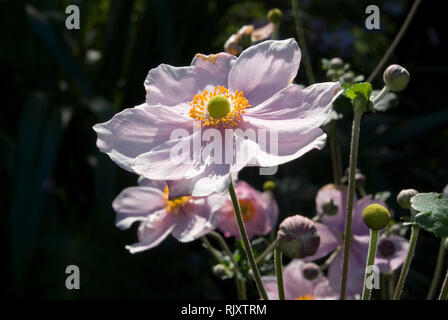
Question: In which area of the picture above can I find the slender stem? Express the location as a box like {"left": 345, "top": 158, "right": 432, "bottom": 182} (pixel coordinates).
{"left": 291, "top": 0, "right": 316, "bottom": 84}
{"left": 256, "top": 239, "right": 278, "bottom": 264}
{"left": 388, "top": 271, "right": 396, "bottom": 300}
{"left": 201, "top": 236, "right": 222, "bottom": 262}
{"left": 321, "top": 246, "right": 342, "bottom": 270}
{"left": 362, "top": 229, "right": 379, "bottom": 300}
{"left": 367, "top": 0, "right": 422, "bottom": 82}
{"left": 371, "top": 86, "right": 390, "bottom": 105}
{"left": 438, "top": 267, "right": 448, "bottom": 300}
{"left": 209, "top": 231, "right": 237, "bottom": 267}
{"left": 340, "top": 107, "right": 364, "bottom": 299}
{"left": 427, "top": 237, "right": 447, "bottom": 300}
{"left": 328, "top": 120, "right": 342, "bottom": 185}
{"left": 393, "top": 224, "right": 420, "bottom": 300}
{"left": 229, "top": 180, "right": 268, "bottom": 300}
{"left": 236, "top": 278, "right": 247, "bottom": 300}
{"left": 381, "top": 274, "right": 387, "bottom": 300}
{"left": 275, "top": 248, "right": 285, "bottom": 300}
{"left": 272, "top": 23, "right": 280, "bottom": 41}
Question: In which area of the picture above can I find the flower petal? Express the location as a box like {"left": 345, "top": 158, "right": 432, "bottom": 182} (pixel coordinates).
{"left": 304, "top": 222, "right": 340, "bottom": 261}
{"left": 319, "top": 184, "right": 350, "bottom": 235}
{"left": 283, "top": 260, "right": 314, "bottom": 299}
{"left": 112, "top": 186, "right": 166, "bottom": 230}
{"left": 93, "top": 103, "right": 193, "bottom": 172}
{"left": 228, "top": 39, "right": 301, "bottom": 106}
{"left": 125, "top": 210, "right": 175, "bottom": 253}
{"left": 375, "top": 235, "right": 409, "bottom": 273}
{"left": 145, "top": 53, "right": 236, "bottom": 106}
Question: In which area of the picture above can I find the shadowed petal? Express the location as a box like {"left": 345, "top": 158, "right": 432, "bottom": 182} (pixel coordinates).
{"left": 318, "top": 184, "right": 349, "bottom": 235}
{"left": 113, "top": 186, "right": 166, "bottom": 230}
{"left": 93, "top": 103, "right": 193, "bottom": 172}
{"left": 304, "top": 222, "right": 340, "bottom": 261}
{"left": 375, "top": 235, "right": 409, "bottom": 272}
{"left": 145, "top": 53, "right": 236, "bottom": 106}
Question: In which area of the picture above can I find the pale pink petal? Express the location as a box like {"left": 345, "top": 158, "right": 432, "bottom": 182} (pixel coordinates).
{"left": 375, "top": 235, "right": 409, "bottom": 272}
{"left": 228, "top": 39, "right": 301, "bottom": 106}
{"left": 137, "top": 177, "right": 167, "bottom": 191}
{"left": 304, "top": 222, "right": 340, "bottom": 261}
{"left": 93, "top": 103, "right": 193, "bottom": 172}
{"left": 251, "top": 23, "right": 275, "bottom": 43}
{"left": 145, "top": 53, "right": 236, "bottom": 106}
{"left": 262, "top": 276, "right": 280, "bottom": 300}
{"left": 112, "top": 186, "right": 166, "bottom": 230}
{"left": 283, "top": 260, "right": 314, "bottom": 299}
{"left": 318, "top": 184, "right": 349, "bottom": 235}
{"left": 125, "top": 210, "right": 175, "bottom": 254}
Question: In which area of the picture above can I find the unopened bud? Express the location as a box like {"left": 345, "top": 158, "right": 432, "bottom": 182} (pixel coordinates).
{"left": 355, "top": 172, "right": 366, "bottom": 189}
{"left": 330, "top": 57, "right": 344, "bottom": 69}
{"left": 277, "top": 215, "right": 320, "bottom": 259}
{"left": 263, "top": 180, "right": 276, "bottom": 191}
{"left": 267, "top": 8, "right": 283, "bottom": 24}
{"left": 301, "top": 262, "right": 320, "bottom": 280}
{"left": 396, "top": 189, "right": 419, "bottom": 209}
{"left": 212, "top": 264, "right": 232, "bottom": 278}
{"left": 383, "top": 64, "right": 410, "bottom": 92}
{"left": 363, "top": 204, "right": 390, "bottom": 230}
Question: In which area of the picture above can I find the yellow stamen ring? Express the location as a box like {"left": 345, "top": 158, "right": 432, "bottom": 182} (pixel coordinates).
{"left": 164, "top": 186, "right": 191, "bottom": 214}
{"left": 188, "top": 85, "right": 249, "bottom": 128}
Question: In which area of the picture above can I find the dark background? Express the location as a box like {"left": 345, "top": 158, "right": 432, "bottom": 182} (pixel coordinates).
{"left": 1, "top": 0, "right": 447, "bottom": 299}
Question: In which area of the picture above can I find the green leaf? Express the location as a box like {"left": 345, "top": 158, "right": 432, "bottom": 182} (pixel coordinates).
{"left": 411, "top": 193, "right": 448, "bottom": 238}
{"left": 371, "top": 90, "right": 398, "bottom": 112}
{"left": 345, "top": 82, "right": 373, "bottom": 101}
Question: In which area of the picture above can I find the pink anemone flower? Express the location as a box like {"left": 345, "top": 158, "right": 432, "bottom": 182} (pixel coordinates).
{"left": 263, "top": 260, "right": 337, "bottom": 300}
{"left": 306, "top": 184, "right": 409, "bottom": 296}
{"left": 112, "top": 178, "right": 226, "bottom": 253}
{"left": 218, "top": 180, "right": 279, "bottom": 238}
{"left": 94, "top": 39, "right": 339, "bottom": 197}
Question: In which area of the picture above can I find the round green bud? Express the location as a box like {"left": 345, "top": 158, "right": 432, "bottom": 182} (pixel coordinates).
{"left": 263, "top": 180, "right": 276, "bottom": 191}
{"left": 383, "top": 64, "right": 410, "bottom": 92}
{"left": 207, "top": 95, "right": 230, "bottom": 119}
{"left": 267, "top": 8, "right": 283, "bottom": 24}
{"left": 330, "top": 57, "right": 344, "bottom": 69}
{"left": 363, "top": 204, "right": 390, "bottom": 230}
{"left": 396, "top": 189, "right": 418, "bottom": 210}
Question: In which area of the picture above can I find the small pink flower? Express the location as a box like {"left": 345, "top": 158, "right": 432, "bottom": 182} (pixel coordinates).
{"left": 218, "top": 181, "right": 278, "bottom": 239}
{"left": 113, "top": 178, "right": 226, "bottom": 253}
{"left": 263, "top": 260, "right": 337, "bottom": 300}
{"left": 94, "top": 39, "right": 339, "bottom": 197}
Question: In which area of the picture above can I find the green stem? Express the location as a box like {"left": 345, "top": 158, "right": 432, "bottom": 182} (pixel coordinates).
{"left": 393, "top": 224, "right": 420, "bottom": 300}
{"left": 427, "top": 237, "right": 447, "bottom": 300}
{"left": 438, "top": 267, "right": 448, "bottom": 300}
{"left": 236, "top": 278, "right": 247, "bottom": 300}
{"left": 275, "top": 248, "right": 285, "bottom": 300}
{"left": 272, "top": 23, "right": 280, "bottom": 40}
{"left": 291, "top": 0, "right": 315, "bottom": 84}
{"left": 340, "top": 107, "right": 364, "bottom": 299}
{"left": 381, "top": 274, "right": 387, "bottom": 300}
{"left": 209, "top": 231, "right": 238, "bottom": 266}
{"left": 256, "top": 239, "right": 278, "bottom": 264}
{"left": 329, "top": 120, "right": 342, "bottom": 186}
{"left": 367, "top": 0, "right": 422, "bottom": 82}
{"left": 201, "top": 236, "right": 222, "bottom": 262}
{"left": 229, "top": 180, "right": 268, "bottom": 300}
{"left": 371, "top": 86, "right": 390, "bottom": 105}
{"left": 388, "top": 271, "right": 396, "bottom": 300}
{"left": 362, "top": 229, "right": 379, "bottom": 300}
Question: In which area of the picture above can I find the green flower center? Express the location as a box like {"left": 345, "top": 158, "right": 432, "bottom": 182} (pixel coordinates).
{"left": 207, "top": 95, "right": 231, "bottom": 119}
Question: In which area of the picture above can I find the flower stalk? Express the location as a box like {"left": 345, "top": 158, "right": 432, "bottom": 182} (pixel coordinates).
{"left": 393, "top": 224, "right": 420, "bottom": 300}
{"left": 229, "top": 180, "right": 269, "bottom": 300}
{"left": 362, "top": 229, "right": 379, "bottom": 300}
{"left": 340, "top": 106, "right": 364, "bottom": 299}
{"left": 439, "top": 268, "right": 448, "bottom": 300}
{"left": 427, "top": 237, "right": 447, "bottom": 300}
{"left": 275, "top": 248, "right": 285, "bottom": 300}
{"left": 328, "top": 120, "right": 342, "bottom": 185}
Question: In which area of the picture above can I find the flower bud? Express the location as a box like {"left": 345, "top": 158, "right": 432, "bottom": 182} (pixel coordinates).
{"left": 330, "top": 57, "right": 344, "bottom": 69}
{"left": 383, "top": 64, "right": 410, "bottom": 92}
{"left": 301, "top": 262, "right": 320, "bottom": 280}
{"left": 396, "top": 189, "right": 418, "bottom": 209}
{"left": 363, "top": 204, "right": 390, "bottom": 230}
{"left": 322, "top": 199, "right": 338, "bottom": 216}
{"left": 277, "top": 215, "right": 320, "bottom": 259}
{"left": 267, "top": 8, "right": 283, "bottom": 24}
{"left": 212, "top": 264, "right": 232, "bottom": 278}
{"left": 263, "top": 180, "right": 276, "bottom": 191}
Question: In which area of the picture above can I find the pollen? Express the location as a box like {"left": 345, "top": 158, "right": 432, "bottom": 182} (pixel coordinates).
{"left": 295, "top": 295, "right": 316, "bottom": 300}
{"left": 188, "top": 85, "right": 249, "bottom": 128}
{"left": 164, "top": 186, "right": 191, "bottom": 214}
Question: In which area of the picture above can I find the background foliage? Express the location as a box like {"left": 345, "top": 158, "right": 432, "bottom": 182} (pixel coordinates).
{"left": 1, "top": 0, "right": 447, "bottom": 299}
